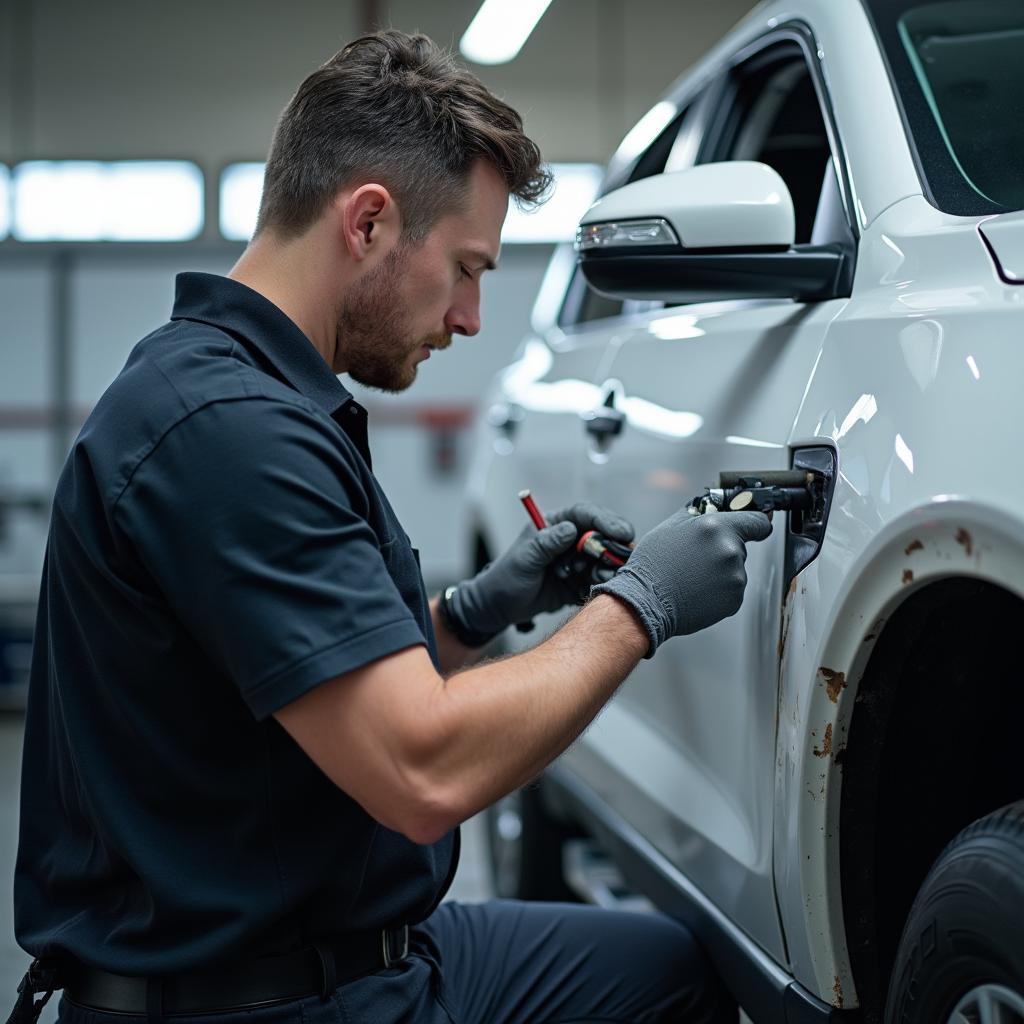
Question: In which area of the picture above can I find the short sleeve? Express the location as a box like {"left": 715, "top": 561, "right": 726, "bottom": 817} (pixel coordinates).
{"left": 114, "top": 397, "right": 426, "bottom": 719}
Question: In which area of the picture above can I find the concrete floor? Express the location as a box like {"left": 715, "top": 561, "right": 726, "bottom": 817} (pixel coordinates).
{"left": 0, "top": 711, "right": 493, "bottom": 1022}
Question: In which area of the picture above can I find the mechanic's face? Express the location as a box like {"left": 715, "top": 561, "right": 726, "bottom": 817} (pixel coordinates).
{"left": 338, "top": 160, "right": 507, "bottom": 392}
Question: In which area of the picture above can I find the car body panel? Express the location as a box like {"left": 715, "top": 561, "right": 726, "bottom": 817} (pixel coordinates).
{"left": 775, "top": 193, "right": 1024, "bottom": 1001}
{"left": 466, "top": 0, "right": 1024, "bottom": 1015}
{"left": 560, "top": 295, "right": 846, "bottom": 965}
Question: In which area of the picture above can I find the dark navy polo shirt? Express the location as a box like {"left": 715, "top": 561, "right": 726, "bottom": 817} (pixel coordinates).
{"left": 14, "top": 272, "right": 458, "bottom": 973}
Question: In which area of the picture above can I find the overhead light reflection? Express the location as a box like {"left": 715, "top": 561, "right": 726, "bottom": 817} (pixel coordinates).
{"left": 648, "top": 313, "right": 705, "bottom": 341}
{"left": 966, "top": 355, "right": 981, "bottom": 380}
{"left": 836, "top": 393, "right": 878, "bottom": 440}
{"left": 621, "top": 396, "right": 702, "bottom": 439}
{"left": 894, "top": 433, "right": 914, "bottom": 473}
{"left": 725, "top": 435, "right": 784, "bottom": 449}
{"left": 616, "top": 102, "right": 676, "bottom": 165}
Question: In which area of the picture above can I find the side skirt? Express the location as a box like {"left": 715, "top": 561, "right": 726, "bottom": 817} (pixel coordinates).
{"left": 545, "top": 764, "right": 858, "bottom": 1024}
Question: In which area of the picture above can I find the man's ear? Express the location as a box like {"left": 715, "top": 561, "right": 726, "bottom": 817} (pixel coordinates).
{"left": 339, "top": 184, "right": 400, "bottom": 262}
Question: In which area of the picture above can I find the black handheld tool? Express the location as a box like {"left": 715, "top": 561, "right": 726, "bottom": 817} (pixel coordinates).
{"left": 688, "top": 470, "right": 814, "bottom": 516}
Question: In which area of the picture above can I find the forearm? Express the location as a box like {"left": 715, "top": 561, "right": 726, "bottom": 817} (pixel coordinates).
{"left": 430, "top": 594, "right": 490, "bottom": 673}
{"left": 422, "top": 593, "right": 648, "bottom": 824}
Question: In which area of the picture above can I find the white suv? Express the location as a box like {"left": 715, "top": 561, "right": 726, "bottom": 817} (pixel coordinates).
{"left": 463, "top": 1, "right": 1024, "bottom": 1021}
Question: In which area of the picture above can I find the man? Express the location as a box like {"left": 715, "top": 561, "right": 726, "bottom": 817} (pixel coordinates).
{"left": 13, "top": 30, "right": 771, "bottom": 1024}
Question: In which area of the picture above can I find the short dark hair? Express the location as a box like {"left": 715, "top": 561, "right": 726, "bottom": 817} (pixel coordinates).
{"left": 256, "top": 30, "right": 552, "bottom": 241}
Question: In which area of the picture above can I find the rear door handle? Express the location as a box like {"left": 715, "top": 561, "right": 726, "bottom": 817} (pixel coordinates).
{"left": 583, "top": 386, "right": 625, "bottom": 443}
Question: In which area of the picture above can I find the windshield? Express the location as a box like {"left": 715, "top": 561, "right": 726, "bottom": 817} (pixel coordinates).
{"left": 864, "top": 0, "right": 1024, "bottom": 215}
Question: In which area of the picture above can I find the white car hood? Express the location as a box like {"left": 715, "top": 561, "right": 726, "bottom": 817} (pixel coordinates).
{"left": 980, "top": 210, "right": 1024, "bottom": 283}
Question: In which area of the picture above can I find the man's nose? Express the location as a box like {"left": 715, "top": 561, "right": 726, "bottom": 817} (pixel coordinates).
{"left": 446, "top": 302, "right": 481, "bottom": 338}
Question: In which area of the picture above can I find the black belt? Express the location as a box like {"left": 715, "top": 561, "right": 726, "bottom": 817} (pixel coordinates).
{"left": 60, "top": 926, "right": 410, "bottom": 1016}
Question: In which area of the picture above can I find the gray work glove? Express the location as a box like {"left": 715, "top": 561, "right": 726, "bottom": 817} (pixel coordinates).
{"left": 592, "top": 509, "right": 772, "bottom": 658}
{"left": 448, "top": 502, "right": 635, "bottom": 638}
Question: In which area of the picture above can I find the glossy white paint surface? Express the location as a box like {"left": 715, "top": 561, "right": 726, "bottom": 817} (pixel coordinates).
{"left": 980, "top": 210, "right": 1024, "bottom": 282}
{"left": 580, "top": 163, "right": 796, "bottom": 249}
{"left": 774, "top": 193, "right": 1024, "bottom": 1000}
{"left": 465, "top": 0, "right": 1024, "bottom": 1012}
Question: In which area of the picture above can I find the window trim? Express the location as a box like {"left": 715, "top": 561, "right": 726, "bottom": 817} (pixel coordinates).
{"left": 699, "top": 23, "right": 860, "bottom": 246}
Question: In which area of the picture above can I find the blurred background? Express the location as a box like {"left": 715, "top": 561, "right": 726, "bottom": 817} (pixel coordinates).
{"left": 0, "top": 0, "right": 756, "bottom": 997}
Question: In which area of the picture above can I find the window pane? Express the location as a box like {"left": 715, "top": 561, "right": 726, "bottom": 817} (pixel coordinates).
{"left": 899, "top": 0, "right": 1024, "bottom": 210}
{"left": 0, "top": 166, "right": 9, "bottom": 238}
{"left": 12, "top": 161, "right": 204, "bottom": 241}
{"left": 502, "top": 163, "right": 602, "bottom": 243}
{"left": 219, "top": 161, "right": 602, "bottom": 244}
{"left": 219, "top": 162, "right": 265, "bottom": 241}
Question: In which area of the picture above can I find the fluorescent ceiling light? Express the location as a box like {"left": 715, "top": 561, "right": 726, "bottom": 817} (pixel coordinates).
{"left": 460, "top": 0, "right": 554, "bottom": 65}
{"left": 13, "top": 161, "right": 203, "bottom": 241}
{"left": 220, "top": 162, "right": 265, "bottom": 241}
{"left": 503, "top": 163, "right": 602, "bottom": 243}
{"left": 0, "top": 166, "right": 9, "bottom": 238}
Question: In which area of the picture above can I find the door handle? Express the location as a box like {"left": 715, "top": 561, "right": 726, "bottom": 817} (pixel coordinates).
{"left": 583, "top": 388, "right": 625, "bottom": 443}
{"left": 487, "top": 401, "right": 524, "bottom": 437}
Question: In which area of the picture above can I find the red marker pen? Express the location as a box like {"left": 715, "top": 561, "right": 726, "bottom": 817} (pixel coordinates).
{"left": 518, "top": 489, "right": 547, "bottom": 530}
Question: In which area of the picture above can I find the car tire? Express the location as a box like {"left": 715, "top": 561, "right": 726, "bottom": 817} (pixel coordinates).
{"left": 885, "top": 800, "right": 1024, "bottom": 1023}
{"left": 485, "top": 782, "right": 580, "bottom": 901}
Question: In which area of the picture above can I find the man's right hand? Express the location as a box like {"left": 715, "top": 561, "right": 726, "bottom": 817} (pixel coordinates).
{"left": 592, "top": 509, "right": 773, "bottom": 657}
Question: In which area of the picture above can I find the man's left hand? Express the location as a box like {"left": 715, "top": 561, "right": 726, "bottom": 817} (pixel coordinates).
{"left": 446, "top": 503, "right": 635, "bottom": 640}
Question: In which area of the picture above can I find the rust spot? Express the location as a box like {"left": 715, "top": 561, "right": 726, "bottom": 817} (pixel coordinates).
{"left": 833, "top": 976, "right": 844, "bottom": 1009}
{"left": 813, "top": 723, "right": 833, "bottom": 758}
{"left": 904, "top": 539, "right": 923, "bottom": 555}
{"left": 819, "top": 667, "right": 847, "bottom": 703}
{"left": 902, "top": 569, "right": 914, "bottom": 584}
{"left": 788, "top": 576, "right": 798, "bottom": 599}
{"left": 955, "top": 527, "right": 973, "bottom": 556}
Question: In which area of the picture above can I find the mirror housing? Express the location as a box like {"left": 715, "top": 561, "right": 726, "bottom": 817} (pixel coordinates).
{"left": 576, "top": 162, "right": 852, "bottom": 304}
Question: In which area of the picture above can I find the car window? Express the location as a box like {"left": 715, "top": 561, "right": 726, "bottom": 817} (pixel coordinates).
{"left": 558, "top": 100, "right": 705, "bottom": 329}
{"left": 864, "top": 0, "right": 1023, "bottom": 214}
{"left": 708, "top": 45, "right": 846, "bottom": 246}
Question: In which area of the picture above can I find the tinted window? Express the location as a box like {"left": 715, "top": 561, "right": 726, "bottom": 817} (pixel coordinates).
{"left": 865, "top": 0, "right": 1023, "bottom": 213}
{"left": 716, "top": 53, "right": 834, "bottom": 244}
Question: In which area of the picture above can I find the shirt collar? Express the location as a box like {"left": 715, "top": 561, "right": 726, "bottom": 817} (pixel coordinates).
{"left": 170, "top": 272, "right": 353, "bottom": 419}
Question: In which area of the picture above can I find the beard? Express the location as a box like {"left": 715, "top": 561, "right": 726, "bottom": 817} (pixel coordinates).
{"left": 337, "top": 243, "right": 451, "bottom": 393}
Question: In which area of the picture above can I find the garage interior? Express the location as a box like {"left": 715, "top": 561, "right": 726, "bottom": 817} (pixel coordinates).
{"left": 0, "top": 0, "right": 762, "bottom": 1016}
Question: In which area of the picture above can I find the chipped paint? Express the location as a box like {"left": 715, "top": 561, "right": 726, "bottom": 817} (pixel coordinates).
{"left": 833, "top": 976, "right": 844, "bottom": 1009}
{"left": 901, "top": 569, "right": 914, "bottom": 584}
{"left": 904, "top": 538, "right": 923, "bottom": 555}
{"left": 955, "top": 527, "right": 973, "bottom": 556}
{"left": 813, "top": 723, "right": 833, "bottom": 758}
{"left": 818, "top": 667, "right": 847, "bottom": 703}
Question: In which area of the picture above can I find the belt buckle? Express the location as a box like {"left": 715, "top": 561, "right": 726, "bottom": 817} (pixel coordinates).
{"left": 381, "top": 925, "right": 409, "bottom": 968}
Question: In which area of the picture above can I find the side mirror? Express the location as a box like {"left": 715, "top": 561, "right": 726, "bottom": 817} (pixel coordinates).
{"left": 576, "top": 162, "right": 852, "bottom": 303}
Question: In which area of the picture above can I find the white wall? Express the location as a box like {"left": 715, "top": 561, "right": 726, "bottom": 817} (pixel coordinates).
{"left": 0, "top": 243, "right": 551, "bottom": 585}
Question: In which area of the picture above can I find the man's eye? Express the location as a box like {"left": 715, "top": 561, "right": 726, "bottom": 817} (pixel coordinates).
{"left": 459, "top": 264, "right": 472, "bottom": 280}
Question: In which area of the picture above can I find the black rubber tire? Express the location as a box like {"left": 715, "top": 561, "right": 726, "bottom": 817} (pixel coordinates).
{"left": 484, "top": 781, "right": 580, "bottom": 902}
{"left": 885, "top": 800, "right": 1024, "bottom": 1023}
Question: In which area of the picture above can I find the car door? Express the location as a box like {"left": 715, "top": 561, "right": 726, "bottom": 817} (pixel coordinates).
{"left": 475, "top": 99, "right": 709, "bottom": 648}
{"left": 564, "top": 31, "right": 856, "bottom": 961}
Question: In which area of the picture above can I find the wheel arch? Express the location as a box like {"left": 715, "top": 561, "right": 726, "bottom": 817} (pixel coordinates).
{"left": 776, "top": 499, "right": 1024, "bottom": 1011}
